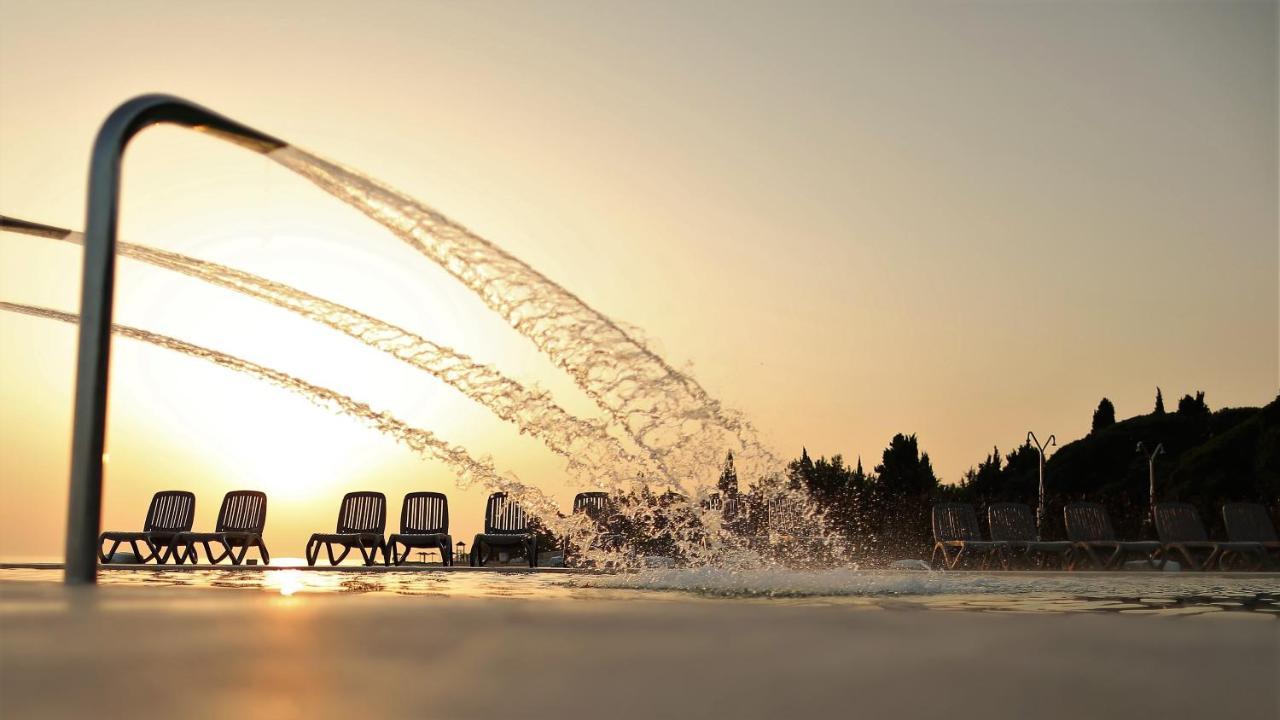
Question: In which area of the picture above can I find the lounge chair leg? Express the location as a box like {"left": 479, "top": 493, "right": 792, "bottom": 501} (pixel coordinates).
{"left": 258, "top": 539, "right": 270, "bottom": 566}
{"left": 206, "top": 540, "right": 224, "bottom": 564}
{"left": 330, "top": 544, "right": 350, "bottom": 566}
{"left": 1103, "top": 547, "right": 1120, "bottom": 570}
{"left": 1171, "top": 546, "right": 1195, "bottom": 571}
{"left": 1203, "top": 548, "right": 1220, "bottom": 572}
{"left": 100, "top": 539, "right": 119, "bottom": 564}
{"left": 305, "top": 539, "right": 318, "bottom": 567}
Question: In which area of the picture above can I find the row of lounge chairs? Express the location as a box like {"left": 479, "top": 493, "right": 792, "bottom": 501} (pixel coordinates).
{"left": 98, "top": 490, "right": 545, "bottom": 568}
{"left": 932, "top": 501, "right": 1279, "bottom": 571}
{"left": 98, "top": 490, "right": 269, "bottom": 566}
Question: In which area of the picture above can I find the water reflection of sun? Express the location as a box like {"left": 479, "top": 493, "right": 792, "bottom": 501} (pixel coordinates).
{"left": 262, "top": 568, "right": 346, "bottom": 597}
{"left": 263, "top": 569, "right": 308, "bottom": 597}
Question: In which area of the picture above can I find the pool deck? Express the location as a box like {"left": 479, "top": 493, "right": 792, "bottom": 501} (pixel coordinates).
{"left": 2, "top": 579, "right": 1276, "bottom": 719}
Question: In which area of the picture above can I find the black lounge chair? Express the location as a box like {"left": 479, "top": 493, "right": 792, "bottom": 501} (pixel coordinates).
{"left": 172, "top": 491, "right": 270, "bottom": 565}
{"left": 1063, "top": 502, "right": 1161, "bottom": 570}
{"left": 574, "top": 491, "right": 610, "bottom": 517}
{"left": 564, "top": 491, "right": 615, "bottom": 565}
{"left": 930, "top": 503, "right": 1007, "bottom": 570}
{"left": 306, "top": 491, "right": 388, "bottom": 566}
{"left": 470, "top": 492, "right": 537, "bottom": 568}
{"left": 766, "top": 495, "right": 806, "bottom": 535}
{"left": 987, "top": 502, "right": 1073, "bottom": 568}
{"left": 98, "top": 490, "right": 195, "bottom": 564}
{"left": 1223, "top": 502, "right": 1280, "bottom": 568}
{"left": 387, "top": 492, "right": 453, "bottom": 566}
{"left": 1155, "top": 502, "right": 1265, "bottom": 571}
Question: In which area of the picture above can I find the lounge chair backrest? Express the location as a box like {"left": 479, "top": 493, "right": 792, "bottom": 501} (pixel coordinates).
{"left": 215, "top": 491, "right": 267, "bottom": 533}
{"left": 143, "top": 491, "right": 196, "bottom": 533}
{"left": 1064, "top": 503, "right": 1116, "bottom": 542}
{"left": 336, "top": 491, "right": 386, "bottom": 534}
{"left": 1223, "top": 503, "right": 1278, "bottom": 543}
{"left": 932, "top": 503, "right": 983, "bottom": 542}
{"left": 767, "top": 496, "right": 803, "bottom": 530}
{"left": 1154, "top": 502, "right": 1208, "bottom": 543}
{"left": 723, "top": 494, "right": 742, "bottom": 520}
{"left": 988, "top": 503, "right": 1037, "bottom": 542}
{"left": 702, "top": 493, "right": 723, "bottom": 512}
{"left": 573, "top": 492, "right": 610, "bottom": 521}
{"left": 401, "top": 492, "right": 448, "bottom": 534}
{"left": 484, "top": 493, "right": 530, "bottom": 534}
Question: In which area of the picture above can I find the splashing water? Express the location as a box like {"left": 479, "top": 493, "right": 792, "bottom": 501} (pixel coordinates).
{"left": 0, "top": 301, "right": 574, "bottom": 539}
{"left": 270, "top": 147, "right": 782, "bottom": 488}
{"left": 3, "top": 131, "right": 851, "bottom": 565}
{"left": 19, "top": 222, "right": 653, "bottom": 488}
{"left": 1, "top": 297, "right": 836, "bottom": 567}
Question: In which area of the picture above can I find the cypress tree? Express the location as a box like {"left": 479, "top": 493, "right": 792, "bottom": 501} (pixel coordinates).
{"left": 1091, "top": 398, "right": 1116, "bottom": 432}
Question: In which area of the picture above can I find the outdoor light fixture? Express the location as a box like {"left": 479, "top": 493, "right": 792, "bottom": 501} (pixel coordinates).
{"left": 1027, "top": 431, "right": 1056, "bottom": 533}
{"left": 1136, "top": 441, "right": 1165, "bottom": 533}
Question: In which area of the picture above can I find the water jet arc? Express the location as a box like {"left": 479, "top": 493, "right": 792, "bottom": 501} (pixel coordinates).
{"left": 67, "top": 94, "right": 285, "bottom": 585}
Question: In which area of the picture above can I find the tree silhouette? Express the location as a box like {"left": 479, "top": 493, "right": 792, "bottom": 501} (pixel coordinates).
{"left": 870, "top": 433, "right": 939, "bottom": 557}
{"left": 1154, "top": 387, "right": 1165, "bottom": 415}
{"left": 788, "top": 448, "right": 816, "bottom": 491}
{"left": 852, "top": 456, "right": 868, "bottom": 486}
{"left": 717, "top": 451, "right": 739, "bottom": 496}
{"left": 1178, "top": 390, "right": 1209, "bottom": 418}
{"left": 1092, "top": 398, "right": 1116, "bottom": 433}
{"left": 961, "top": 447, "right": 1003, "bottom": 497}
{"left": 874, "top": 433, "right": 939, "bottom": 496}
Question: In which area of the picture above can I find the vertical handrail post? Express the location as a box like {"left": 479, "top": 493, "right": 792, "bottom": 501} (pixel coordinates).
{"left": 65, "top": 95, "right": 284, "bottom": 584}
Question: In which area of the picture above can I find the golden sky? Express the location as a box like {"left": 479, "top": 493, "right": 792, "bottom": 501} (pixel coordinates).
{"left": 1, "top": 1, "right": 1276, "bottom": 560}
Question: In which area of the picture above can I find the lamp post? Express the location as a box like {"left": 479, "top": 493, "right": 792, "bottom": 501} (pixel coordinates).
{"left": 1027, "top": 431, "right": 1056, "bottom": 533}
{"left": 1136, "top": 442, "right": 1164, "bottom": 534}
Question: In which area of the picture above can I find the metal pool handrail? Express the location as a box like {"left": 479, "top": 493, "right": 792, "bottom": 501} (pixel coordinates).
{"left": 66, "top": 94, "right": 286, "bottom": 584}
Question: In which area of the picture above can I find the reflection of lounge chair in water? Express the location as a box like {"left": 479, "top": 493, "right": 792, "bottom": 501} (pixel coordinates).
{"left": 1222, "top": 502, "right": 1280, "bottom": 568}
{"left": 930, "top": 503, "right": 1006, "bottom": 570}
{"left": 98, "top": 490, "right": 195, "bottom": 564}
{"left": 470, "top": 492, "right": 537, "bottom": 568}
{"left": 1155, "top": 502, "right": 1264, "bottom": 571}
{"left": 1063, "top": 502, "right": 1160, "bottom": 570}
{"left": 306, "top": 491, "right": 388, "bottom": 566}
{"left": 986, "top": 502, "right": 1072, "bottom": 568}
{"left": 387, "top": 492, "right": 453, "bottom": 566}
{"left": 172, "top": 491, "right": 270, "bottom": 565}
